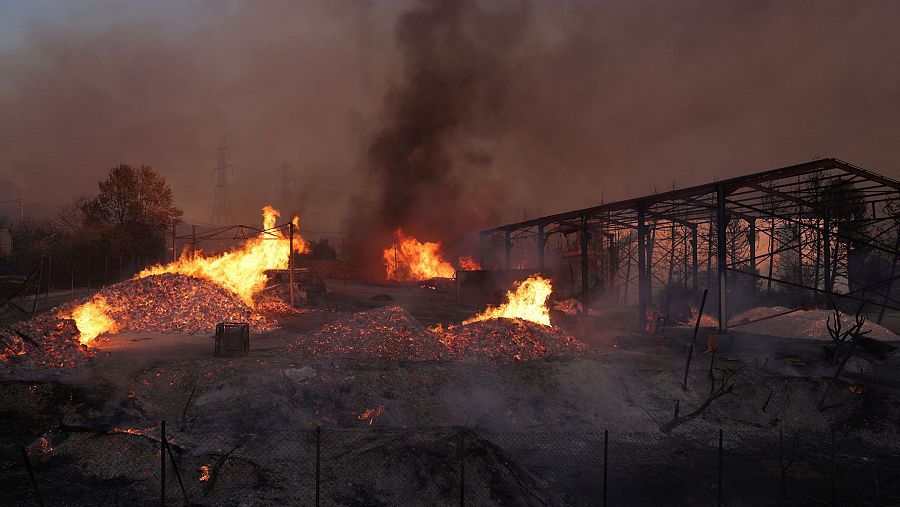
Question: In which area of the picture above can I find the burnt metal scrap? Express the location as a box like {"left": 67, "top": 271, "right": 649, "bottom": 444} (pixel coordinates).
{"left": 479, "top": 158, "right": 900, "bottom": 331}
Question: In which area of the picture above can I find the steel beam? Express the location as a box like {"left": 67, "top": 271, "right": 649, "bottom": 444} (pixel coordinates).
{"left": 581, "top": 214, "right": 590, "bottom": 314}
{"left": 716, "top": 185, "right": 729, "bottom": 332}
{"left": 637, "top": 204, "right": 649, "bottom": 330}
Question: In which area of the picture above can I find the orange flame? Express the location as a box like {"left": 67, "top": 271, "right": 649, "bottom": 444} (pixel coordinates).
{"left": 199, "top": 465, "right": 211, "bottom": 482}
{"left": 463, "top": 275, "right": 553, "bottom": 327}
{"left": 383, "top": 230, "right": 455, "bottom": 281}
{"left": 458, "top": 256, "right": 481, "bottom": 271}
{"left": 358, "top": 405, "right": 385, "bottom": 425}
{"left": 69, "top": 295, "right": 121, "bottom": 345}
{"left": 139, "top": 206, "right": 307, "bottom": 306}
{"left": 66, "top": 206, "right": 305, "bottom": 345}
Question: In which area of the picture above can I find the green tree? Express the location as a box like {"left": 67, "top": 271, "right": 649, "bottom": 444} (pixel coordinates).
{"left": 84, "top": 164, "right": 182, "bottom": 259}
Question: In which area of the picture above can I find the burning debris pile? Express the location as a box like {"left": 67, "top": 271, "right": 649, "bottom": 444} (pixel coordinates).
{"left": 288, "top": 306, "right": 446, "bottom": 360}
{"left": 67, "top": 273, "right": 272, "bottom": 343}
{"left": 0, "top": 316, "right": 95, "bottom": 370}
{"left": 289, "top": 276, "right": 583, "bottom": 363}
{"left": 438, "top": 319, "right": 584, "bottom": 363}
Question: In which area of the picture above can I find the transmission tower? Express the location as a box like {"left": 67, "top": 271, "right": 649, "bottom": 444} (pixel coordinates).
{"left": 211, "top": 141, "right": 235, "bottom": 225}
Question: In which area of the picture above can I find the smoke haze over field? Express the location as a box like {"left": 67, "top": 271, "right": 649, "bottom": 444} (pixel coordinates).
{"left": 1, "top": 0, "right": 899, "bottom": 240}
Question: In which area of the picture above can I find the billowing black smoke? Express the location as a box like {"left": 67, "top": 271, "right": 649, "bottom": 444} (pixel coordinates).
{"left": 348, "top": 0, "right": 529, "bottom": 278}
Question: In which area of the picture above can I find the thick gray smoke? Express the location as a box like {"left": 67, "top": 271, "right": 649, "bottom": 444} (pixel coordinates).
{"left": 348, "top": 0, "right": 528, "bottom": 275}
{"left": 1, "top": 0, "right": 899, "bottom": 249}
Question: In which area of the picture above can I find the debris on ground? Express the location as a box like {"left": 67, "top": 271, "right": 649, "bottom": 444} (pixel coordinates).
{"left": 437, "top": 318, "right": 585, "bottom": 363}
{"left": 1, "top": 316, "right": 94, "bottom": 370}
{"left": 288, "top": 306, "right": 584, "bottom": 363}
{"left": 288, "top": 306, "right": 446, "bottom": 360}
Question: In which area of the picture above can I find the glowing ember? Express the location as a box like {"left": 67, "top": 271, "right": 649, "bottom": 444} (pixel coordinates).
{"left": 383, "top": 230, "right": 455, "bottom": 281}
{"left": 463, "top": 275, "right": 553, "bottom": 327}
{"left": 458, "top": 256, "right": 481, "bottom": 270}
{"left": 139, "top": 206, "right": 307, "bottom": 306}
{"left": 358, "top": 405, "right": 385, "bottom": 425}
{"left": 69, "top": 295, "right": 121, "bottom": 345}
{"left": 199, "top": 465, "right": 211, "bottom": 481}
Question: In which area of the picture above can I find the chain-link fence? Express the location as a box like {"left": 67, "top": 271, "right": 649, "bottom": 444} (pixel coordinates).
{"left": 10, "top": 422, "right": 899, "bottom": 506}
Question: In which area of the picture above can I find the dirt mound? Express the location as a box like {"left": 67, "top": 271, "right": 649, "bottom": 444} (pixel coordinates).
{"left": 288, "top": 306, "right": 446, "bottom": 360}
{"left": 439, "top": 319, "right": 585, "bottom": 363}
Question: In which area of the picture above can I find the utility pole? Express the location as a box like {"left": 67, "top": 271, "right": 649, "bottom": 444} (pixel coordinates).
{"left": 289, "top": 222, "right": 295, "bottom": 306}
{"left": 211, "top": 140, "right": 235, "bottom": 225}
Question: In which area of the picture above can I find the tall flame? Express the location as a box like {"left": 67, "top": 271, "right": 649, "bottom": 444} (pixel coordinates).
{"left": 69, "top": 295, "right": 121, "bottom": 345}
{"left": 67, "top": 206, "right": 305, "bottom": 345}
{"left": 139, "top": 206, "right": 307, "bottom": 306}
{"left": 463, "top": 275, "right": 553, "bottom": 327}
{"left": 383, "top": 230, "right": 455, "bottom": 281}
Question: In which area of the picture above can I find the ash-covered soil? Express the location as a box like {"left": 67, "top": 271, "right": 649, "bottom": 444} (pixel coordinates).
{"left": 2, "top": 279, "right": 900, "bottom": 505}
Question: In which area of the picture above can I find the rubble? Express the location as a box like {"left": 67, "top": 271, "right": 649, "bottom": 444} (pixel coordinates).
{"left": 288, "top": 306, "right": 446, "bottom": 360}
{"left": 288, "top": 305, "right": 585, "bottom": 363}
{"left": 1, "top": 316, "right": 95, "bottom": 370}
{"left": 438, "top": 318, "right": 585, "bottom": 363}
{"left": 86, "top": 273, "right": 260, "bottom": 334}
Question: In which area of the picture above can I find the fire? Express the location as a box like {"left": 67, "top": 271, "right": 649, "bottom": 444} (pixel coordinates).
{"left": 69, "top": 295, "right": 121, "bottom": 345}
{"left": 458, "top": 256, "right": 481, "bottom": 271}
{"left": 66, "top": 206, "right": 304, "bottom": 345}
{"left": 463, "top": 275, "right": 553, "bottom": 327}
{"left": 199, "top": 465, "right": 211, "bottom": 482}
{"left": 383, "top": 230, "right": 455, "bottom": 281}
{"left": 358, "top": 405, "right": 385, "bottom": 425}
{"left": 139, "top": 206, "right": 307, "bottom": 306}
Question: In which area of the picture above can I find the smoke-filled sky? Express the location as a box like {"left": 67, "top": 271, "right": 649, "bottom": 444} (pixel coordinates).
{"left": 1, "top": 0, "right": 899, "bottom": 238}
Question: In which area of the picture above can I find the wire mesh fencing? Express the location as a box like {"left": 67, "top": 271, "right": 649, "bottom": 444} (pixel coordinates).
{"left": 11, "top": 421, "right": 900, "bottom": 506}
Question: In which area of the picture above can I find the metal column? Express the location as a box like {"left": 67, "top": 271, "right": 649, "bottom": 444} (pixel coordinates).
{"left": 581, "top": 215, "right": 590, "bottom": 314}
{"left": 691, "top": 225, "right": 699, "bottom": 293}
{"left": 637, "top": 204, "right": 649, "bottom": 330}
{"left": 537, "top": 223, "right": 546, "bottom": 270}
{"left": 716, "top": 185, "right": 729, "bottom": 332}
{"left": 748, "top": 219, "right": 756, "bottom": 273}
{"left": 504, "top": 229, "right": 512, "bottom": 270}
{"left": 823, "top": 210, "right": 832, "bottom": 296}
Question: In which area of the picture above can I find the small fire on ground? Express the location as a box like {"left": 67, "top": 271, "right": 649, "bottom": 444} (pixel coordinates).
{"left": 64, "top": 206, "right": 306, "bottom": 345}
{"left": 358, "top": 405, "right": 385, "bottom": 425}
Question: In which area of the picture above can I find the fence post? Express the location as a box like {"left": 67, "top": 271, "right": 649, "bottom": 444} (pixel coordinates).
{"left": 603, "top": 429, "right": 608, "bottom": 507}
{"left": 160, "top": 420, "right": 166, "bottom": 507}
{"left": 315, "top": 426, "right": 321, "bottom": 507}
{"left": 717, "top": 429, "right": 723, "bottom": 507}
{"left": 459, "top": 429, "right": 466, "bottom": 507}
{"left": 20, "top": 446, "right": 44, "bottom": 507}
{"left": 831, "top": 430, "right": 835, "bottom": 506}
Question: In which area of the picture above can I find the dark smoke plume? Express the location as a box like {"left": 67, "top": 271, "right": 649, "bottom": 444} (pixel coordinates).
{"left": 348, "top": 0, "right": 529, "bottom": 277}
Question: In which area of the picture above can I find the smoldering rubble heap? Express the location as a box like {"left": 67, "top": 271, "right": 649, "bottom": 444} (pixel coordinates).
{"left": 289, "top": 306, "right": 446, "bottom": 360}
{"left": 288, "top": 306, "right": 584, "bottom": 362}
{"left": 1, "top": 316, "right": 94, "bottom": 370}
{"left": 438, "top": 319, "right": 586, "bottom": 363}
{"left": 94, "top": 273, "right": 266, "bottom": 334}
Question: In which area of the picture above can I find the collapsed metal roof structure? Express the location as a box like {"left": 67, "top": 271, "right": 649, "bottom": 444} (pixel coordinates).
{"left": 479, "top": 158, "right": 900, "bottom": 332}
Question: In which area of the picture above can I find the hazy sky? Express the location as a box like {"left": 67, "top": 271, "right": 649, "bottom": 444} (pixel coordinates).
{"left": 1, "top": 0, "right": 899, "bottom": 237}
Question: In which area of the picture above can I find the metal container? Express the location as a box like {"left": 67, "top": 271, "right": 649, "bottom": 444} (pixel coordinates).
{"left": 215, "top": 322, "right": 249, "bottom": 357}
